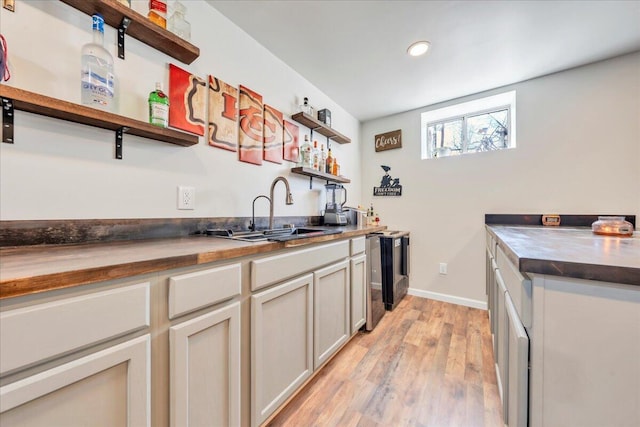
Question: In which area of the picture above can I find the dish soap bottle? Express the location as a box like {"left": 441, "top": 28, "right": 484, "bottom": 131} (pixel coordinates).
{"left": 149, "top": 82, "right": 169, "bottom": 128}
{"left": 168, "top": 0, "right": 191, "bottom": 41}
{"left": 81, "top": 14, "right": 116, "bottom": 113}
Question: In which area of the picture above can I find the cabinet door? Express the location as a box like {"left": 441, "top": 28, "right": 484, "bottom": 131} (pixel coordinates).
{"left": 170, "top": 302, "right": 240, "bottom": 427}
{"left": 495, "top": 270, "right": 509, "bottom": 422}
{"left": 314, "top": 259, "right": 350, "bottom": 369}
{"left": 350, "top": 254, "right": 367, "bottom": 335}
{"left": 0, "top": 335, "right": 150, "bottom": 427}
{"left": 251, "top": 274, "right": 314, "bottom": 427}
{"left": 505, "top": 294, "right": 529, "bottom": 427}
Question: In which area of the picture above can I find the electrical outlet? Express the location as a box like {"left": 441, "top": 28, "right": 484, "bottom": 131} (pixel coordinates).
{"left": 439, "top": 262, "right": 447, "bottom": 275}
{"left": 177, "top": 186, "right": 195, "bottom": 210}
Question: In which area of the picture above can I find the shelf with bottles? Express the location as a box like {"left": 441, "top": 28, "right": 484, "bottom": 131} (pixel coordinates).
{"left": 290, "top": 167, "right": 351, "bottom": 187}
{"left": 290, "top": 112, "right": 351, "bottom": 145}
{"left": 0, "top": 85, "right": 198, "bottom": 158}
{"left": 60, "top": 0, "right": 199, "bottom": 64}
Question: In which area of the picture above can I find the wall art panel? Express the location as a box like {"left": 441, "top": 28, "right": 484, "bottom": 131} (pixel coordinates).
{"left": 208, "top": 75, "right": 238, "bottom": 151}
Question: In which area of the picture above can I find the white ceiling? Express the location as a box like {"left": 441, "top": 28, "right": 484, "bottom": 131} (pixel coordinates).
{"left": 207, "top": 0, "right": 640, "bottom": 122}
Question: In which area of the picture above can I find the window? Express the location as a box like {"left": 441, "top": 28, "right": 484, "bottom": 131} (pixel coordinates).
{"left": 421, "top": 91, "right": 516, "bottom": 159}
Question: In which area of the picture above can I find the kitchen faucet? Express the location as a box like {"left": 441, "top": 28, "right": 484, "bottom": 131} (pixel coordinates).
{"left": 250, "top": 195, "right": 271, "bottom": 231}
{"left": 269, "top": 176, "right": 293, "bottom": 230}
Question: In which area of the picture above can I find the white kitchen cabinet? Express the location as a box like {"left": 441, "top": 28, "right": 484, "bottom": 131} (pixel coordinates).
{"left": 350, "top": 254, "right": 367, "bottom": 335}
{"left": 505, "top": 294, "right": 529, "bottom": 427}
{"left": 0, "top": 334, "right": 150, "bottom": 427}
{"left": 251, "top": 274, "right": 314, "bottom": 427}
{"left": 314, "top": 259, "right": 351, "bottom": 369}
{"left": 494, "top": 270, "right": 509, "bottom": 421}
{"left": 169, "top": 301, "right": 240, "bottom": 427}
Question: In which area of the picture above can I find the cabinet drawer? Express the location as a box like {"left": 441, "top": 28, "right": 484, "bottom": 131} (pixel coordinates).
{"left": 0, "top": 283, "right": 150, "bottom": 376}
{"left": 496, "top": 246, "right": 532, "bottom": 328}
{"left": 350, "top": 237, "right": 366, "bottom": 256}
{"left": 168, "top": 263, "right": 241, "bottom": 319}
{"left": 251, "top": 240, "right": 349, "bottom": 291}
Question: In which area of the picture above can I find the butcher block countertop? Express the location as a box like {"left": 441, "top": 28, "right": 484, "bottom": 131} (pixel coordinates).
{"left": 487, "top": 225, "right": 640, "bottom": 286}
{"left": 0, "top": 225, "right": 385, "bottom": 300}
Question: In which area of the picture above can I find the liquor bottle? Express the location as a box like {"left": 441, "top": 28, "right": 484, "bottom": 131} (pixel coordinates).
{"left": 299, "top": 97, "right": 313, "bottom": 116}
{"left": 81, "top": 14, "right": 116, "bottom": 113}
{"left": 149, "top": 82, "right": 169, "bottom": 128}
{"left": 312, "top": 140, "right": 320, "bottom": 171}
{"left": 332, "top": 157, "right": 339, "bottom": 175}
{"left": 299, "top": 135, "right": 312, "bottom": 168}
{"left": 148, "top": 0, "right": 167, "bottom": 29}
{"left": 325, "top": 148, "right": 333, "bottom": 174}
{"left": 168, "top": 0, "right": 191, "bottom": 41}
{"left": 320, "top": 144, "right": 327, "bottom": 173}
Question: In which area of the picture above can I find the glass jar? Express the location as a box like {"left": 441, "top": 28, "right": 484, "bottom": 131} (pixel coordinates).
{"left": 591, "top": 216, "right": 634, "bottom": 237}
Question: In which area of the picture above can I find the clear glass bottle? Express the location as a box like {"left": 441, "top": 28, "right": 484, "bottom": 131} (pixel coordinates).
{"left": 149, "top": 82, "right": 169, "bottom": 128}
{"left": 298, "top": 135, "right": 312, "bottom": 168}
{"left": 81, "top": 14, "right": 116, "bottom": 113}
{"left": 320, "top": 144, "right": 327, "bottom": 172}
{"left": 168, "top": 0, "right": 191, "bottom": 41}
{"left": 312, "top": 140, "right": 320, "bottom": 171}
{"left": 299, "top": 97, "right": 313, "bottom": 116}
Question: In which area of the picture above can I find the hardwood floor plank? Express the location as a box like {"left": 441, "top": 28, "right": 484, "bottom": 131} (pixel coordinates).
{"left": 266, "top": 296, "right": 504, "bottom": 427}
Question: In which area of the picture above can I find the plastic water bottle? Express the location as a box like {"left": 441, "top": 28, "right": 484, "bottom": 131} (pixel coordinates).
{"left": 81, "top": 14, "right": 115, "bottom": 112}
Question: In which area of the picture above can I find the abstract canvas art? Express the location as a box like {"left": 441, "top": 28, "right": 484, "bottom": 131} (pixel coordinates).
{"left": 208, "top": 75, "right": 238, "bottom": 151}
{"left": 169, "top": 64, "right": 206, "bottom": 136}
{"left": 238, "top": 85, "right": 263, "bottom": 165}
{"left": 263, "top": 105, "right": 283, "bottom": 164}
{"left": 283, "top": 120, "right": 300, "bottom": 163}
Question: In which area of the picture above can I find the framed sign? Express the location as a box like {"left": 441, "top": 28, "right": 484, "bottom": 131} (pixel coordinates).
{"left": 375, "top": 129, "right": 402, "bottom": 152}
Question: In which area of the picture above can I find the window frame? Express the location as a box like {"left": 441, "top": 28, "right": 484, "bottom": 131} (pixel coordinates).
{"left": 421, "top": 91, "right": 516, "bottom": 159}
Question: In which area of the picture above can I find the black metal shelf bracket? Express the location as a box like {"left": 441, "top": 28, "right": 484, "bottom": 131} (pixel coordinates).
{"left": 1, "top": 96, "right": 14, "bottom": 143}
{"left": 115, "top": 126, "right": 128, "bottom": 159}
{"left": 117, "top": 16, "right": 132, "bottom": 60}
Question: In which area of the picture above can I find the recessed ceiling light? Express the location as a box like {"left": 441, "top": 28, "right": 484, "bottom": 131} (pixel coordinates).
{"left": 407, "top": 41, "right": 431, "bottom": 57}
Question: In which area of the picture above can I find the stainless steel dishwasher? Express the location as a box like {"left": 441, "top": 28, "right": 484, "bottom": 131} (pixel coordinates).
{"left": 365, "top": 234, "right": 385, "bottom": 331}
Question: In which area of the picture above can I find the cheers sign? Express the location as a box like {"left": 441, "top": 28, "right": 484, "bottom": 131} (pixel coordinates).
{"left": 374, "top": 129, "right": 402, "bottom": 152}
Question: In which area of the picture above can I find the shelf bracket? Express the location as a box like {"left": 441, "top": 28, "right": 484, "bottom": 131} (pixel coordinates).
{"left": 1, "top": 96, "right": 14, "bottom": 144}
{"left": 115, "top": 126, "right": 128, "bottom": 159}
{"left": 117, "top": 16, "right": 132, "bottom": 60}
{"left": 309, "top": 176, "right": 313, "bottom": 189}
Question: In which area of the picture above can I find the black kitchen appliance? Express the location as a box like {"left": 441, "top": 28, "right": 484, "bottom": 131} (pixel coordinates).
{"left": 378, "top": 230, "right": 410, "bottom": 311}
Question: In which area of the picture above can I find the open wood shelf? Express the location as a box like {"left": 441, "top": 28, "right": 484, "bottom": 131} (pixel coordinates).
{"left": 60, "top": 0, "right": 200, "bottom": 64}
{"left": 291, "top": 112, "right": 351, "bottom": 144}
{"left": 291, "top": 167, "right": 351, "bottom": 185}
{"left": 0, "top": 85, "right": 199, "bottom": 147}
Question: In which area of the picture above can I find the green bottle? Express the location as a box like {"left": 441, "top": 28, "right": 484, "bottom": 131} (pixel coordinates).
{"left": 149, "top": 82, "right": 169, "bottom": 128}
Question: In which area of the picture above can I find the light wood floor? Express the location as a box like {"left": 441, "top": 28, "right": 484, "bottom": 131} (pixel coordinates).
{"left": 267, "top": 295, "right": 503, "bottom": 427}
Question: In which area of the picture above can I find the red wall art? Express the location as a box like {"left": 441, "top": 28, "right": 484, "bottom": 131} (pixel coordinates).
{"left": 169, "top": 64, "right": 206, "bottom": 136}
{"left": 238, "top": 85, "right": 263, "bottom": 165}
{"left": 208, "top": 75, "right": 238, "bottom": 151}
{"left": 283, "top": 120, "right": 300, "bottom": 163}
{"left": 263, "top": 104, "right": 283, "bottom": 164}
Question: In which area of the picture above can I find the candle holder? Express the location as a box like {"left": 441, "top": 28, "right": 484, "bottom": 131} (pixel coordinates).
{"left": 591, "top": 216, "right": 634, "bottom": 237}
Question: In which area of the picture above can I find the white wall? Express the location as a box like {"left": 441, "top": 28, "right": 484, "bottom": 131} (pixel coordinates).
{"left": 0, "top": 1, "right": 362, "bottom": 220}
{"left": 361, "top": 52, "right": 640, "bottom": 307}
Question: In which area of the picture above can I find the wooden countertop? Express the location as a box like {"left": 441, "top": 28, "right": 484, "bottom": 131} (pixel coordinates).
{"left": 487, "top": 225, "right": 640, "bottom": 286}
{"left": 0, "top": 225, "right": 386, "bottom": 300}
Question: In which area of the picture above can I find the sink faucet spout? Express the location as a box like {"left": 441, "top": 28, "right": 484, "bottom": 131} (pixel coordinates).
{"left": 269, "top": 176, "right": 293, "bottom": 229}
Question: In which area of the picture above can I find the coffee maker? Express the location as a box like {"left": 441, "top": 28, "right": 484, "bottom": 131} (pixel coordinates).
{"left": 324, "top": 184, "right": 348, "bottom": 225}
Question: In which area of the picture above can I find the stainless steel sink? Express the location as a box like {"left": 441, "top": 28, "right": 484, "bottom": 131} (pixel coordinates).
{"left": 206, "top": 227, "right": 342, "bottom": 242}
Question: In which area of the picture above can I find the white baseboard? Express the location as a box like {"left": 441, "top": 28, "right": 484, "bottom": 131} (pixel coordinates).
{"left": 408, "top": 288, "right": 487, "bottom": 310}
